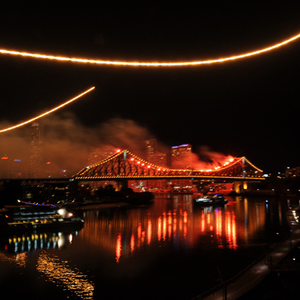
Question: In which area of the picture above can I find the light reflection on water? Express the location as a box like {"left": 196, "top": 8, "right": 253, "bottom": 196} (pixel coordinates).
{"left": 0, "top": 195, "right": 290, "bottom": 299}
{"left": 78, "top": 195, "right": 281, "bottom": 263}
{"left": 37, "top": 252, "right": 94, "bottom": 299}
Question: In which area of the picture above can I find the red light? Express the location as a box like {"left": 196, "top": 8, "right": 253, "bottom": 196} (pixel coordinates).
{"left": 1, "top": 156, "right": 8, "bottom": 160}
{"left": 46, "top": 162, "right": 51, "bottom": 164}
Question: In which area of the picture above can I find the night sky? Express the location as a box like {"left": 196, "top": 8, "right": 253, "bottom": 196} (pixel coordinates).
{"left": 0, "top": 3, "right": 300, "bottom": 174}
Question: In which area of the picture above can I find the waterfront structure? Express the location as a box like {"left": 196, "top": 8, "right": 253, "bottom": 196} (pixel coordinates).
{"left": 74, "top": 149, "right": 264, "bottom": 194}
{"left": 285, "top": 166, "right": 300, "bottom": 178}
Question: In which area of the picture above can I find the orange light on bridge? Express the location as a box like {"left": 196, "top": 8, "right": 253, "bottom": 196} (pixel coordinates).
{"left": 74, "top": 149, "right": 264, "bottom": 180}
{"left": 1, "top": 32, "right": 300, "bottom": 67}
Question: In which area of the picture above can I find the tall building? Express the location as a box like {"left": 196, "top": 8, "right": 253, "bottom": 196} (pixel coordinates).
{"left": 30, "top": 122, "right": 43, "bottom": 178}
{"left": 144, "top": 139, "right": 167, "bottom": 190}
{"left": 148, "top": 152, "right": 167, "bottom": 167}
{"left": 171, "top": 144, "right": 193, "bottom": 191}
{"left": 145, "top": 139, "right": 157, "bottom": 159}
{"left": 171, "top": 144, "right": 192, "bottom": 169}
{"left": 145, "top": 139, "right": 167, "bottom": 167}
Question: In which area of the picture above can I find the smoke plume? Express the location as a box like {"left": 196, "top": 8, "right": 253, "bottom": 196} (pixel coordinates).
{"left": 0, "top": 114, "right": 233, "bottom": 178}
{"left": 0, "top": 114, "right": 154, "bottom": 177}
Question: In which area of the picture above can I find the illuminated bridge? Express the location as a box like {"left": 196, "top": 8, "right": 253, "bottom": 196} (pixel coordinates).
{"left": 73, "top": 149, "right": 264, "bottom": 183}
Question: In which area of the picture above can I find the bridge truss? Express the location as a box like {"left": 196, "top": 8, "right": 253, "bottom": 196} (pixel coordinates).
{"left": 73, "top": 150, "right": 264, "bottom": 181}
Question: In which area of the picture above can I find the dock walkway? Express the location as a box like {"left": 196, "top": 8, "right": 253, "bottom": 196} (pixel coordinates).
{"left": 193, "top": 207, "right": 300, "bottom": 300}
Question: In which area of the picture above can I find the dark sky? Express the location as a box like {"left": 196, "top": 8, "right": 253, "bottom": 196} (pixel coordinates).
{"left": 0, "top": 2, "right": 300, "bottom": 174}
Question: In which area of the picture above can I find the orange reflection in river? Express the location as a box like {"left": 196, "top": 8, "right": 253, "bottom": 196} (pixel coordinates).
{"left": 78, "top": 195, "right": 269, "bottom": 262}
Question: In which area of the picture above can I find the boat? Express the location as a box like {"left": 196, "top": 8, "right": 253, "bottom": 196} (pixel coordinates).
{"left": 193, "top": 194, "right": 228, "bottom": 206}
{"left": 0, "top": 201, "right": 84, "bottom": 232}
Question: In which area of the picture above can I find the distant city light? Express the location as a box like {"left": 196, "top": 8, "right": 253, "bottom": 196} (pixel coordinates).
{"left": 0, "top": 86, "right": 95, "bottom": 133}
{"left": 0, "top": 33, "right": 299, "bottom": 67}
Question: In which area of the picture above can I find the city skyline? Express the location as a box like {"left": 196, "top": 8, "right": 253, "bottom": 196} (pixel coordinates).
{"left": 0, "top": 131, "right": 241, "bottom": 179}
{"left": 1, "top": 4, "right": 300, "bottom": 174}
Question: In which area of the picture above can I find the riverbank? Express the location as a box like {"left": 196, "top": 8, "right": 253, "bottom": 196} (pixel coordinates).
{"left": 240, "top": 242, "right": 300, "bottom": 299}
{"left": 193, "top": 205, "right": 300, "bottom": 299}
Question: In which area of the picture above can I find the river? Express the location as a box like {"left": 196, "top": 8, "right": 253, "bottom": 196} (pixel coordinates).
{"left": 0, "top": 194, "right": 292, "bottom": 299}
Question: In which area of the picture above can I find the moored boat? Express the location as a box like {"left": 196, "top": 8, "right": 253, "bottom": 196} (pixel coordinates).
{"left": 0, "top": 202, "right": 84, "bottom": 232}
{"left": 193, "top": 194, "right": 228, "bottom": 206}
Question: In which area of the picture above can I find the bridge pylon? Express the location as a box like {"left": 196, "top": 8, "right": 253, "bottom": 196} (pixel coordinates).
{"left": 234, "top": 181, "right": 249, "bottom": 194}
{"left": 116, "top": 179, "right": 128, "bottom": 191}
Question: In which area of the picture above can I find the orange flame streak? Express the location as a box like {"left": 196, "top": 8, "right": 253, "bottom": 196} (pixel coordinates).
{"left": 0, "top": 86, "right": 95, "bottom": 133}
{"left": 0, "top": 33, "right": 300, "bottom": 67}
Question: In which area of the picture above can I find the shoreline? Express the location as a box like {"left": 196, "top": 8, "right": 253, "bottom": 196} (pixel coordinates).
{"left": 192, "top": 204, "right": 300, "bottom": 299}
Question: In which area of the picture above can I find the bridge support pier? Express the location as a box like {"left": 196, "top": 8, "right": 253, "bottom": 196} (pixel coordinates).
{"left": 116, "top": 180, "right": 128, "bottom": 191}
{"left": 234, "top": 181, "right": 250, "bottom": 194}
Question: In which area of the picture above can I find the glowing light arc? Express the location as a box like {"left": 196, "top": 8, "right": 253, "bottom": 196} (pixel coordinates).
{"left": 0, "top": 33, "right": 300, "bottom": 67}
{"left": 0, "top": 86, "right": 95, "bottom": 133}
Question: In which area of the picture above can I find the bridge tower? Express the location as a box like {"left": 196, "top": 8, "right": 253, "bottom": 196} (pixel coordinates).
{"left": 233, "top": 181, "right": 249, "bottom": 194}
{"left": 115, "top": 150, "right": 129, "bottom": 191}
{"left": 234, "top": 158, "right": 249, "bottom": 193}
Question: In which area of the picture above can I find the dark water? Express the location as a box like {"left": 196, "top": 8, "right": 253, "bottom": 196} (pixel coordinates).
{"left": 0, "top": 195, "right": 291, "bottom": 299}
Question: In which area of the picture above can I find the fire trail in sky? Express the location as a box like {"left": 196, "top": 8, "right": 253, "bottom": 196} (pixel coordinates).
{"left": 0, "top": 86, "right": 95, "bottom": 133}
{"left": 0, "top": 33, "right": 300, "bottom": 66}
